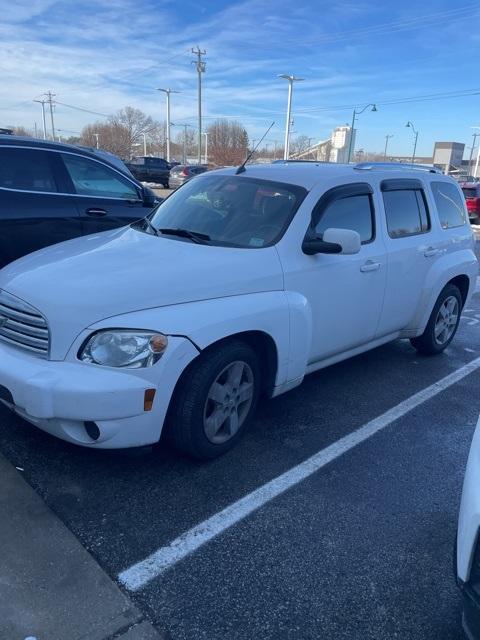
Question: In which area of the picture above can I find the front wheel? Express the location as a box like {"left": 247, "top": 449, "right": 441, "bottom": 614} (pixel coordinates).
{"left": 410, "top": 284, "right": 462, "bottom": 355}
{"left": 166, "top": 340, "right": 261, "bottom": 459}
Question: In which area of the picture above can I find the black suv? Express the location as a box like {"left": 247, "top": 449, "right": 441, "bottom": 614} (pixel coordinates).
{"left": 0, "top": 136, "right": 157, "bottom": 268}
{"left": 126, "top": 156, "right": 171, "bottom": 187}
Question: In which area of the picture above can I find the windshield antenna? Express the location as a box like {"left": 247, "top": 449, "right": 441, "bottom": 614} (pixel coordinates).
{"left": 236, "top": 121, "right": 275, "bottom": 175}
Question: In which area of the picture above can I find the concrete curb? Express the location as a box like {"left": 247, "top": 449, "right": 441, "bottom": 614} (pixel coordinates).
{"left": 0, "top": 453, "right": 161, "bottom": 640}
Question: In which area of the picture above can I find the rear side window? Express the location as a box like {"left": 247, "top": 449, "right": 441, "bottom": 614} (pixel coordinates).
{"left": 462, "top": 188, "right": 477, "bottom": 198}
{"left": 0, "top": 147, "right": 58, "bottom": 193}
{"left": 315, "top": 194, "right": 374, "bottom": 243}
{"left": 61, "top": 153, "right": 140, "bottom": 199}
{"left": 431, "top": 181, "right": 468, "bottom": 229}
{"left": 382, "top": 189, "right": 430, "bottom": 238}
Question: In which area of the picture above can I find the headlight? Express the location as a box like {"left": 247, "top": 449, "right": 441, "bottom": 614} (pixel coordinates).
{"left": 79, "top": 330, "right": 168, "bottom": 368}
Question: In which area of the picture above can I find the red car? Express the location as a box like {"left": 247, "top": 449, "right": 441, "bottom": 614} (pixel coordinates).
{"left": 461, "top": 182, "right": 480, "bottom": 224}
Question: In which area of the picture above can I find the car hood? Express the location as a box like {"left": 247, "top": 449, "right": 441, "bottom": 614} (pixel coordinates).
{"left": 0, "top": 227, "right": 284, "bottom": 359}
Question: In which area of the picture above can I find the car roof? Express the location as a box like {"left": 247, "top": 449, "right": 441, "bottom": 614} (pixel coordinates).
{"left": 208, "top": 161, "right": 449, "bottom": 191}
{"left": 0, "top": 134, "right": 138, "bottom": 181}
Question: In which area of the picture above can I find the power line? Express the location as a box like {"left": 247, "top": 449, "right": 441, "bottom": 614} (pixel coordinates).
{"left": 265, "top": 4, "right": 479, "bottom": 48}
{"left": 54, "top": 101, "right": 110, "bottom": 117}
{"left": 288, "top": 88, "right": 480, "bottom": 115}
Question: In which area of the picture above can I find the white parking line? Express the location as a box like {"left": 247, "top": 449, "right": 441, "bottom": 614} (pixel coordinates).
{"left": 118, "top": 356, "right": 480, "bottom": 592}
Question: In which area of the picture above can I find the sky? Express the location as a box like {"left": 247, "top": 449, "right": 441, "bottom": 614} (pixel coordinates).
{"left": 1, "top": 0, "right": 479, "bottom": 158}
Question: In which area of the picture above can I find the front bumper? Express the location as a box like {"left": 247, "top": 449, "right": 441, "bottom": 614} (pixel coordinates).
{"left": 0, "top": 337, "right": 198, "bottom": 448}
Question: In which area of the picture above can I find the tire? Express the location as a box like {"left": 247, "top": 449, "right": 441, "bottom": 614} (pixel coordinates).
{"left": 166, "top": 340, "right": 261, "bottom": 460}
{"left": 410, "top": 284, "right": 462, "bottom": 355}
{"left": 163, "top": 182, "right": 169, "bottom": 189}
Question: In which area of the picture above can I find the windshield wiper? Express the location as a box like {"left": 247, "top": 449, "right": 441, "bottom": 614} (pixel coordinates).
{"left": 143, "top": 217, "right": 160, "bottom": 236}
{"left": 158, "top": 228, "right": 211, "bottom": 244}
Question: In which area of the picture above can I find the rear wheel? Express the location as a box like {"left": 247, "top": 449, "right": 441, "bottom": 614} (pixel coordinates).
{"left": 166, "top": 340, "right": 261, "bottom": 459}
{"left": 410, "top": 284, "right": 462, "bottom": 355}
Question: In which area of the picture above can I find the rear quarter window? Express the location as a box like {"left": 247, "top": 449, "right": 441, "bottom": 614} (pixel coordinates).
{"left": 431, "top": 181, "right": 468, "bottom": 229}
{"left": 0, "top": 147, "right": 58, "bottom": 193}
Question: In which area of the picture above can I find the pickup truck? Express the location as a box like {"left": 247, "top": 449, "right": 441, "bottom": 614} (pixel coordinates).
{"left": 126, "top": 156, "right": 171, "bottom": 188}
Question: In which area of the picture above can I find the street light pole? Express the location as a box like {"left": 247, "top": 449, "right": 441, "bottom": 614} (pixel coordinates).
{"left": 347, "top": 104, "right": 377, "bottom": 163}
{"left": 468, "top": 131, "right": 480, "bottom": 176}
{"left": 192, "top": 47, "right": 206, "bottom": 165}
{"left": 278, "top": 74, "right": 304, "bottom": 160}
{"left": 172, "top": 123, "right": 195, "bottom": 164}
{"left": 406, "top": 121, "right": 419, "bottom": 164}
{"left": 94, "top": 133, "right": 99, "bottom": 149}
{"left": 157, "top": 88, "right": 180, "bottom": 163}
{"left": 475, "top": 141, "right": 480, "bottom": 179}
{"left": 203, "top": 131, "right": 208, "bottom": 164}
{"left": 384, "top": 134, "right": 394, "bottom": 160}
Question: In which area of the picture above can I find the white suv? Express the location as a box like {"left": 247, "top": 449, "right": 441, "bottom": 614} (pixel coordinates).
{"left": 0, "top": 162, "right": 477, "bottom": 459}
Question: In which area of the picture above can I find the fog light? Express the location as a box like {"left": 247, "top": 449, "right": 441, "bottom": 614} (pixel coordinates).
{"left": 84, "top": 421, "right": 100, "bottom": 440}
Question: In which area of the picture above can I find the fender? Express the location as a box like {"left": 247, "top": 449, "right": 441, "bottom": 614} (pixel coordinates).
{"left": 407, "top": 248, "right": 478, "bottom": 335}
{"left": 88, "top": 291, "right": 309, "bottom": 392}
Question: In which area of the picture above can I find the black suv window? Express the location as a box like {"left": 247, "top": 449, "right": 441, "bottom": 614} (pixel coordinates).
{"left": 382, "top": 187, "right": 430, "bottom": 238}
{"left": 61, "top": 153, "right": 140, "bottom": 199}
{"left": 431, "top": 181, "right": 468, "bottom": 229}
{"left": 0, "top": 147, "right": 58, "bottom": 193}
{"left": 315, "top": 194, "right": 374, "bottom": 244}
{"left": 148, "top": 158, "right": 167, "bottom": 167}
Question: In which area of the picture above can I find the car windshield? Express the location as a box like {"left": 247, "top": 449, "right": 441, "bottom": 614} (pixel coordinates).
{"left": 147, "top": 173, "right": 307, "bottom": 248}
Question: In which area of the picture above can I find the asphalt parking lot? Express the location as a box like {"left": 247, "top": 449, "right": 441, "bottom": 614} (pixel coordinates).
{"left": 0, "top": 241, "right": 479, "bottom": 640}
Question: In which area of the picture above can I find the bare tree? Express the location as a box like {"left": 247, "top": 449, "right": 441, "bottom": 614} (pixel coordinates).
{"left": 108, "top": 106, "right": 157, "bottom": 158}
{"left": 175, "top": 128, "right": 196, "bottom": 158}
{"left": 206, "top": 120, "right": 248, "bottom": 166}
{"left": 6, "top": 126, "right": 33, "bottom": 137}
{"left": 290, "top": 135, "right": 311, "bottom": 156}
{"left": 80, "top": 121, "right": 131, "bottom": 158}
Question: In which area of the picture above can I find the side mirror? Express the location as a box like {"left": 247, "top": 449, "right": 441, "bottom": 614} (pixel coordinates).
{"left": 142, "top": 186, "right": 158, "bottom": 208}
{"left": 323, "top": 228, "right": 361, "bottom": 255}
{"left": 302, "top": 228, "right": 361, "bottom": 256}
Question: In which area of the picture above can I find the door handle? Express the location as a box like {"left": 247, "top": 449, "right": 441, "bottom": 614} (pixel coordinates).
{"left": 360, "top": 260, "right": 380, "bottom": 273}
{"left": 424, "top": 247, "right": 439, "bottom": 257}
{"left": 86, "top": 208, "right": 107, "bottom": 217}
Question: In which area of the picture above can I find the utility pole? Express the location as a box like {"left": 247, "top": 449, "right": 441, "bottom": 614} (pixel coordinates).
{"left": 468, "top": 132, "right": 479, "bottom": 176}
{"left": 45, "top": 91, "right": 56, "bottom": 140}
{"left": 142, "top": 132, "right": 147, "bottom": 156}
{"left": 192, "top": 47, "right": 206, "bottom": 165}
{"left": 94, "top": 133, "right": 99, "bottom": 149}
{"left": 384, "top": 134, "right": 394, "bottom": 160}
{"left": 33, "top": 99, "right": 47, "bottom": 140}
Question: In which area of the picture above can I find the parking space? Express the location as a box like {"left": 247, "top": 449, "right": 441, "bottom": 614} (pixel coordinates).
{"left": 0, "top": 268, "right": 479, "bottom": 638}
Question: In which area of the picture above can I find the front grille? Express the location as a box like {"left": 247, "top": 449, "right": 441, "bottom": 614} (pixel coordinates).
{"left": 0, "top": 290, "right": 49, "bottom": 358}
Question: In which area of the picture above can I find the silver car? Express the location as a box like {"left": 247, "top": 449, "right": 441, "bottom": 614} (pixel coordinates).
{"left": 169, "top": 164, "right": 208, "bottom": 189}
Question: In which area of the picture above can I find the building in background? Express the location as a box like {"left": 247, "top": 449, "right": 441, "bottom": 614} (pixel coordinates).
{"left": 433, "top": 142, "right": 465, "bottom": 174}
{"left": 290, "top": 125, "right": 354, "bottom": 162}
{"left": 330, "top": 126, "right": 355, "bottom": 163}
